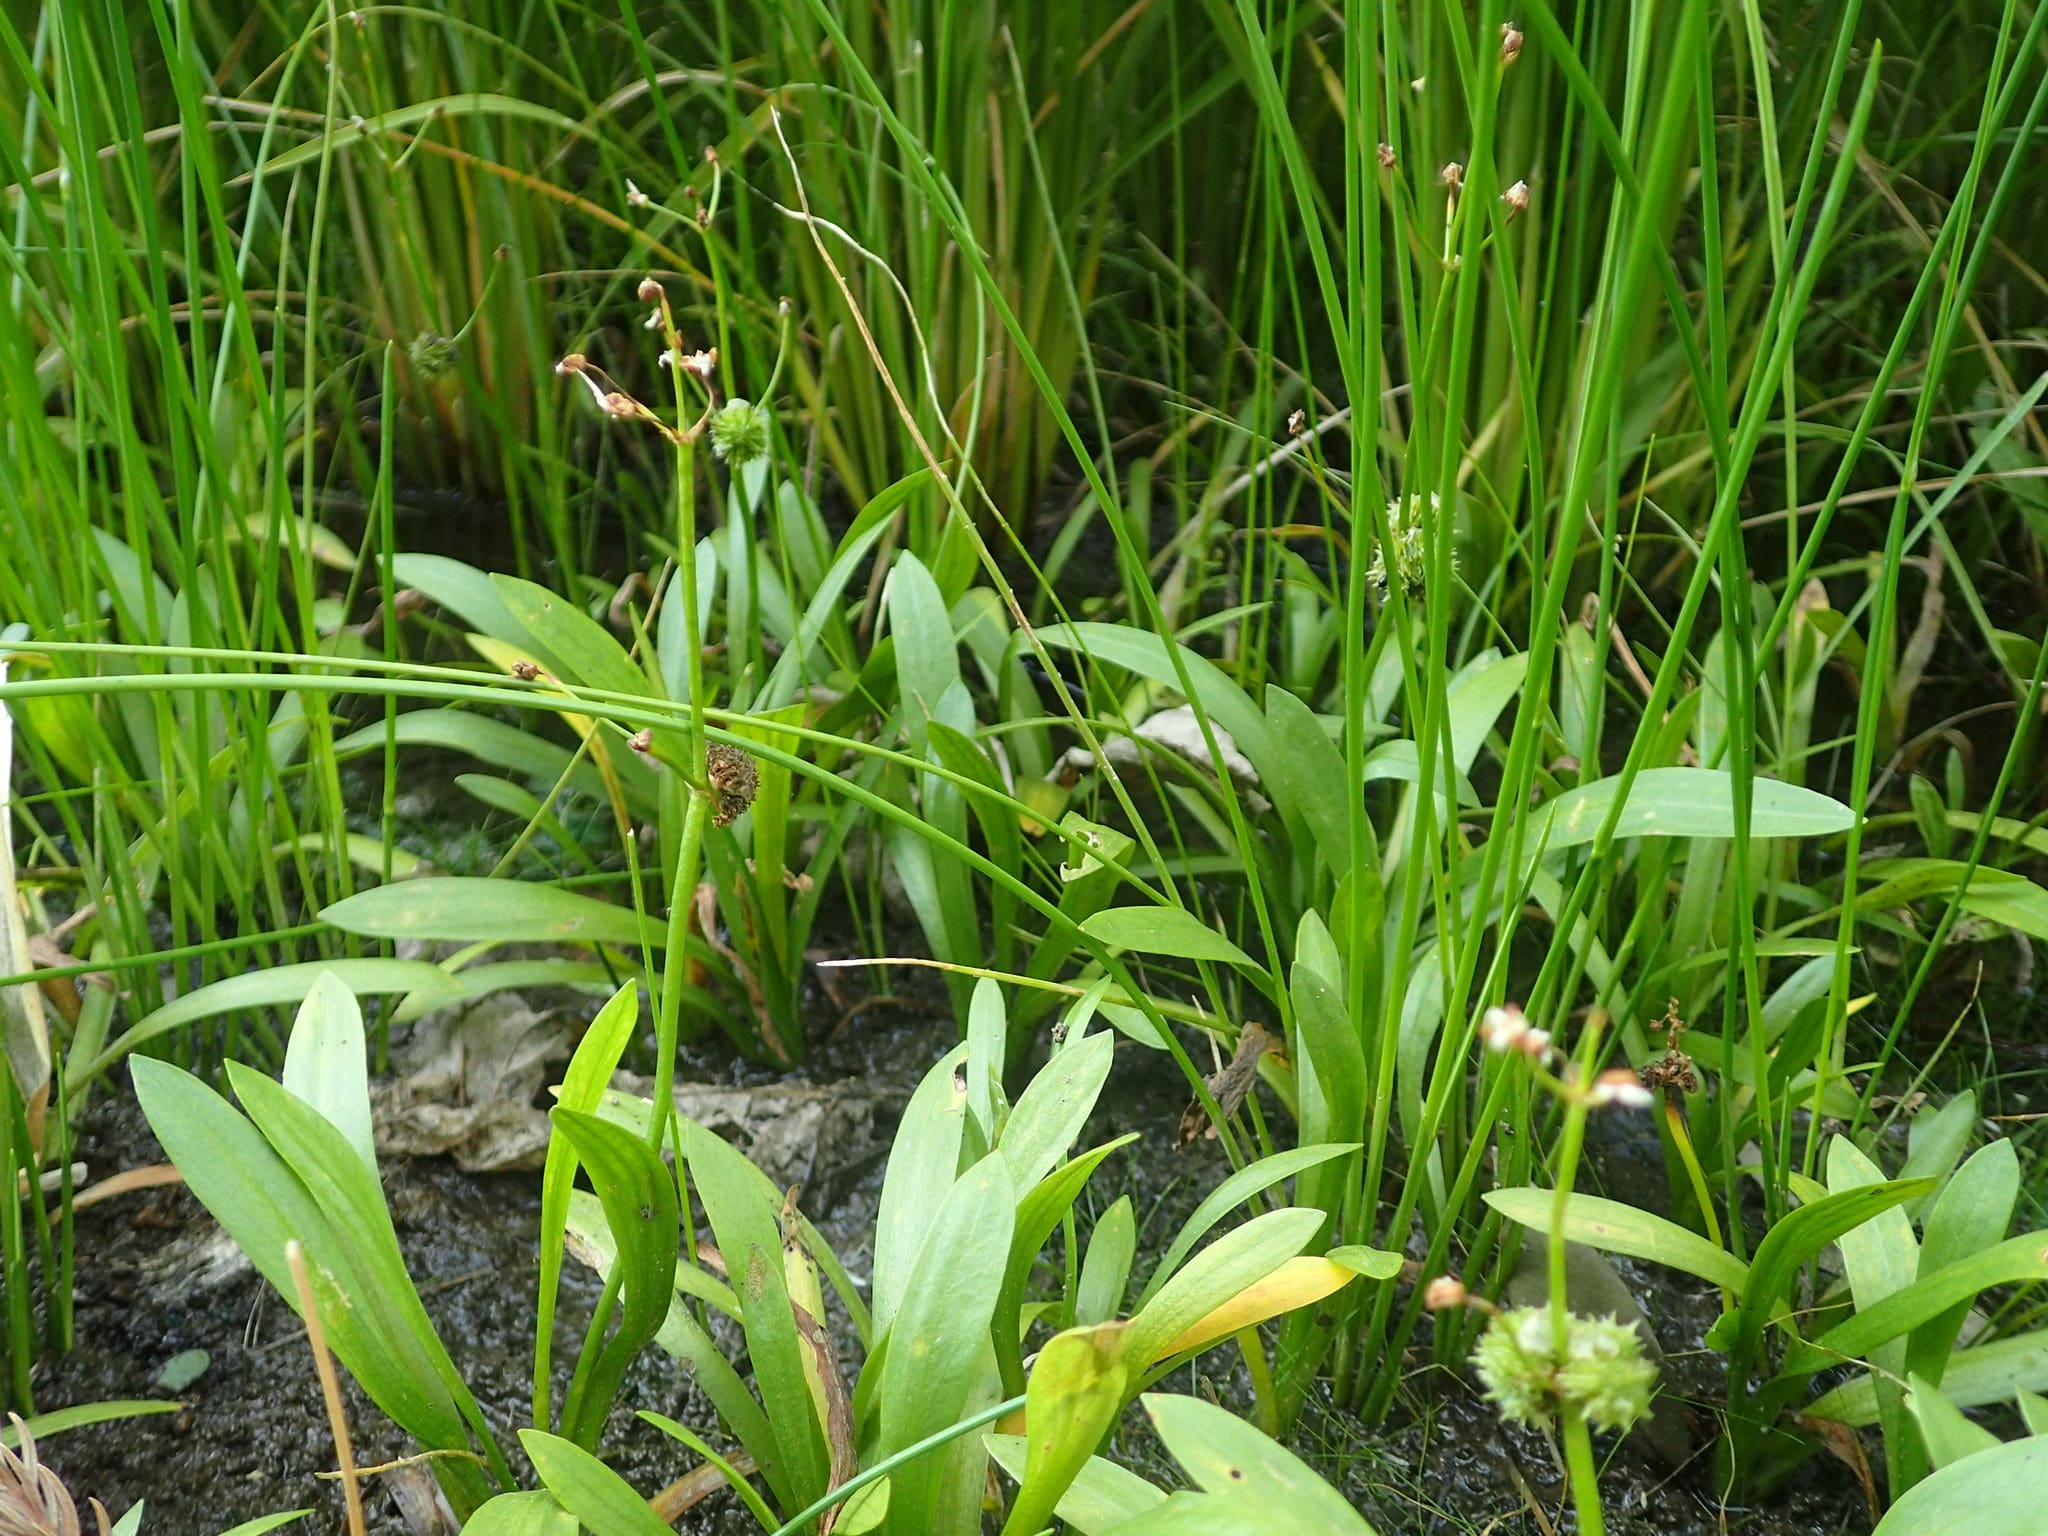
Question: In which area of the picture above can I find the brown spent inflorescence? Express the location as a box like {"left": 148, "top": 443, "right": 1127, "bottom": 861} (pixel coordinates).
{"left": 705, "top": 743, "right": 760, "bottom": 827}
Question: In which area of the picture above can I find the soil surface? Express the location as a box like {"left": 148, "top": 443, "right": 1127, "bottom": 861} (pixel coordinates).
{"left": 33, "top": 995, "right": 1873, "bottom": 1536}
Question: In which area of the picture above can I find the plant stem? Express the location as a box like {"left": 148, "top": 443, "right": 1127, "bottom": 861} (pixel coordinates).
{"left": 649, "top": 425, "right": 711, "bottom": 1161}
{"left": 1560, "top": 1406, "right": 1606, "bottom": 1536}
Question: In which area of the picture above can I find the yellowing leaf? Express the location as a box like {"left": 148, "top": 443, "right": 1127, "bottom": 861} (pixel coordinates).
{"left": 1157, "top": 1256, "right": 1363, "bottom": 1360}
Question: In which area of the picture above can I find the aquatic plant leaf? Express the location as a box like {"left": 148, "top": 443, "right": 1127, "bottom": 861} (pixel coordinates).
{"left": 490, "top": 574, "right": 653, "bottom": 701}
{"left": 1870, "top": 1433, "right": 2048, "bottom": 1535}
{"left": 1262, "top": 686, "right": 1357, "bottom": 879}
{"left": 456, "top": 1491, "right": 575, "bottom": 1536}
{"left": 1829, "top": 1138, "right": 1923, "bottom": 1493}
{"left": 758, "top": 470, "right": 926, "bottom": 710}
{"left": 1124, "top": 1208, "right": 1324, "bottom": 1373}
{"left": 1136, "top": 1393, "right": 1378, "bottom": 1534}
{"left": 995, "top": 1136, "right": 1142, "bottom": 1395}
{"left": 0, "top": 1401, "right": 179, "bottom": 1447}
{"left": 322, "top": 876, "right": 658, "bottom": 949}
{"left": 1815, "top": 1232, "right": 2048, "bottom": 1362}
{"left": 685, "top": 1117, "right": 831, "bottom": 1509}
{"left": 519, "top": 1431, "right": 671, "bottom": 1536}
{"left": 1135, "top": 1145, "right": 1359, "bottom": 1311}
{"left": 1530, "top": 767, "right": 1855, "bottom": 850}
{"left": 1812, "top": 1329, "right": 2048, "bottom": 1427}
{"left": 78, "top": 960, "right": 463, "bottom": 1086}
{"left": 1157, "top": 1255, "right": 1375, "bottom": 1360}
{"left": 332, "top": 711, "right": 590, "bottom": 794}
{"left": 1080, "top": 906, "right": 1256, "bottom": 968}
{"left": 533, "top": 982, "right": 639, "bottom": 1428}
{"left": 135, "top": 1060, "right": 503, "bottom": 1516}
{"left": 1905, "top": 1374, "right": 2002, "bottom": 1470}
{"left": 999, "top": 1029, "right": 1114, "bottom": 1190}
{"left": 1000, "top": 1323, "right": 1131, "bottom": 1536}
{"left": 212, "top": 1514, "right": 311, "bottom": 1536}
{"left": 553, "top": 1107, "right": 680, "bottom": 1448}
{"left": 872, "top": 1044, "right": 969, "bottom": 1337}
{"left": 1037, "top": 624, "right": 1275, "bottom": 788}
{"left": 986, "top": 1435, "right": 1165, "bottom": 1533}
{"left": 1911, "top": 1138, "right": 2020, "bottom": 1378}
{"left": 1076, "top": 1198, "right": 1137, "bottom": 1326}
{"left": 281, "top": 971, "right": 377, "bottom": 1179}
{"left": 1482, "top": 1189, "right": 1750, "bottom": 1292}
{"left": 877, "top": 1152, "right": 1017, "bottom": 1535}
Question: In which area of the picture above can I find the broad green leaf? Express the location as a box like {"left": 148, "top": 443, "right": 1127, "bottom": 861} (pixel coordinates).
{"left": 281, "top": 972, "right": 377, "bottom": 1180}
{"left": 492, "top": 574, "right": 651, "bottom": 700}
{"left": 391, "top": 554, "right": 558, "bottom": 662}
{"left": 1816, "top": 1232, "right": 2048, "bottom": 1361}
{"left": 1829, "top": 1138, "right": 1922, "bottom": 1492}
{"left": 986, "top": 1436, "right": 1165, "bottom": 1534}
{"left": 996, "top": 1136, "right": 1142, "bottom": 1394}
{"left": 1809, "top": 1329, "right": 2048, "bottom": 1426}
{"left": 1125, "top": 1208, "right": 1324, "bottom": 1373}
{"left": 873, "top": 1045, "right": 969, "bottom": 1336}
{"left": 535, "top": 982, "right": 639, "bottom": 1428}
{"left": 1290, "top": 959, "right": 1363, "bottom": 1203}
{"left": 1137, "top": 1145, "right": 1360, "bottom": 1310}
{"left": 965, "top": 977, "right": 1007, "bottom": 1154}
{"left": 1080, "top": 906, "right": 1256, "bottom": 968}
{"left": 552, "top": 1108, "right": 680, "bottom": 1447}
{"left": 1871, "top": 1436, "right": 2048, "bottom": 1536}
{"left": 1262, "top": 688, "right": 1355, "bottom": 878}
{"left": 684, "top": 1119, "right": 830, "bottom": 1509}
{"left": 1139, "top": 1393, "right": 1378, "bottom": 1534}
{"left": 837, "top": 1477, "right": 891, "bottom": 1535}
{"left": 1912, "top": 1139, "right": 2020, "bottom": 1379}
{"left": 885, "top": 549, "right": 960, "bottom": 748}
{"left": 81, "top": 961, "right": 463, "bottom": 1085}
{"left": 1038, "top": 623, "right": 1275, "bottom": 788}
{"left": 519, "top": 1431, "right": 671, "bottom": 1536}
{"left": 457, "top": 1492, "right": 576, "bottom": 1536}
{"left": 1000, "top": 1030, "right": 1114, "bottom": 1190}
{"left": 322, "top": 877, "right": 658, "bottom": 949}
{"left": 1482, "top": 1189, "right": 1749, "bottom": 1292}
{"left": 1446, "top": 650, "right": 1529, "bottom": 773}
{"left": 1731, "top": 1178, "right": 1938, "bottom": 1376}
{"left": 1531, "top": 767, "right": 1854, "bottom": 850}
{"left": 227, "top": 1068, "right": 496, "bottom": 1465}
{"left": 879, "top": 1153, "right": 1018, "bottom": 1534}
{"left": 1905, "top": 1374, "right": 2002, "bottom": 1470}
{"left": 1077, "top": 1198, "right": 1137, "bottom": 1326}
{"left": 1000, "top": 1323, "right": 1132, "bottom": 1536}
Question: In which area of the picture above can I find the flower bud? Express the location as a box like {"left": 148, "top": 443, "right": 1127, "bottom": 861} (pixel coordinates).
{"left": 629, "top": 728, "right": 654, "bottom": 753}
{"left": 1500, "top": 23, "right": 1524, "bottom": 66}
{"left": 511, "top": 660, "right": 540, "bottom": 681}
{"left": 637, "top": 276, "right": 664, "bottom": 304}
{"left": 1501, "top": 180, "right": 1530, "bottom": 218}
{"left": 1377, "top": 142, "right": 1396, "bottom": 170}
{"left": 1423, "top": 1276, "right": 1468, "bottom": 1311}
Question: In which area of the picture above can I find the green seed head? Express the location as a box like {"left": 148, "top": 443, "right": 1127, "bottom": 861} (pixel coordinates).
{"left": 711, "top": 398, "right": 770, "bottom": 466}
{"left": 1473, "top": 1304, "right": 1656, "bottom": 1433}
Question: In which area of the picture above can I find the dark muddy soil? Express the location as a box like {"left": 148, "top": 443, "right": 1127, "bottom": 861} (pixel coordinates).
{"left": 32, "top": 997, "right": 1873, "bottom": 1536}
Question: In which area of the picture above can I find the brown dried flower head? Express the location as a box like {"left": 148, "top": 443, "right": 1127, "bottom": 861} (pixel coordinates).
{"left": 511, "top": 660, "right": 541, "bottom": 681}
{"left": 1377, "top": 142, "right": 1397, "bottom": 170}
{"left": 705, "top": 743, "right": 760, "bottom": 827}
{"left": 1441, "top": 161, "right": 1465, "bottom": 192}
{"left": 628, "top": 728, "right": 654, "bottom": 754}
{"left": 1502, "top": 179, "right": 1531, "bottom": 217}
